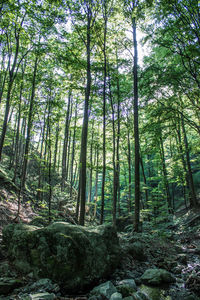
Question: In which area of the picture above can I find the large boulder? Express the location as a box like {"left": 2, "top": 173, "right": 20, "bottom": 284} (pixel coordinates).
{"left": 2, "top": 222, "right": 120, "bottom": 292}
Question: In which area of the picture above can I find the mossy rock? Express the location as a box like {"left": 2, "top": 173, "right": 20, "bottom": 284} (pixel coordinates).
{"left": 3, "top": 222, "right": 120, "bottom": 292}
{"left": 140, "top": 268, "right": 176, "bottom": 286}
{"left": 116, "top": 279, "right": 137, "bottom": 297}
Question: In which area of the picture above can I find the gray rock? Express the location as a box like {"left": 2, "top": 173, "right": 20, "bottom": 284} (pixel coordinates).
{"left": 133, "top": 291, "right": 150, "bottom": 300}
{"left": 27, "top": 278, "right": 60, "bottom": 293}
{"left": 141, "top": 268, "right": 176, "bottom": 286}
{"left": 110, "top": 292, "right": 123, "bottom": 300}
{"left": 116, "top": 279, "right": 137, "bottom": 297}
{"left": 118, "top": 279, "right": 137, "bottom": 290}
{"left": 3, "top": 223, "right": 120, "bottom": 292}
{"left": 90, "top": 281, "right": 117, "bottom": 299}
{"left": 29, "top": 293, "right": 56, "bottom": 299}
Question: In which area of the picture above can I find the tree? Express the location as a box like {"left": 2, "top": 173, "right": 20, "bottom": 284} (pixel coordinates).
{"left": 123, "top": 0, "right": 140, "bottom": 231}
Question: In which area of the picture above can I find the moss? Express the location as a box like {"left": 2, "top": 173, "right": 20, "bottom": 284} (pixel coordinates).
{"left": 3, "top": 222, "right": 120, "bottom": 292}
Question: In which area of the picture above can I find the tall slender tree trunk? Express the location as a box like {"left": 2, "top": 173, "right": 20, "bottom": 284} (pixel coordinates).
{"left": 37, "top": 106, "right": 47, "bottom": 201}
{"left": 66, "top": 130, "right": 71, "bottom": 182}
{"left": 53, "top": 122, "right": 60, "bottom": 171}
{"left": 47, "top": 90, "right": 52, "bottom": 223}
{"left": 140, "top": 153, "right": 149, "bottom": 208}
{"left": 79, "top": 10, "right": 92, "bottom": 226}
{"left": 70, "top": 100, "right": 78, "bottom": 197}
{"left": 88, "top": 120, "right": 94, "bottom": 203}
{"left": 61, "top": 92, "right": 71, "bottom": 190}
{"left": 94, "top": 144, "right": 99, "bottom": 219}
{"left": 175, "top": 116, "right": 190, "bottom": 208}
{"left": 13, "top": 100, "right": 22, "bottom": 183}
{"left": 0, "top": 55, "right": 9, "bottom": 105}
{"left": 17, "top": 56, "right": 38, "bottom": 216}
{"left": 108, "top": 66, "right": 117, "bottom": 226}
{"left": 13, "top": 62, "right": 26, "bottom": 183}
{"left": 132, "top": 17, "right": 140, "bottom": 231}
{"left": 159, "top": 133, "right": 172, "bottom": 212}
{"left": 100, "top": 6, "right": 108, "bottom": 225}
{"left": 127, "top": 123, "right": 132, "bottom": 213}
{"left": 116, "top": 54, "right": 121, "bottom": 218}
{"left": 0, "top": 32, "right": 20, "bottom": 160}
{"left": 8, "top": 113, "right": 17, "bottom": 169}
{"left": 181, "top": 115, "right": 197, "bottom": 207}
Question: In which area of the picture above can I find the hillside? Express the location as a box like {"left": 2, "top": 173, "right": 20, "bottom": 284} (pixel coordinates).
{"left": 0, "top": 170, "right": 200, "bottom": 300}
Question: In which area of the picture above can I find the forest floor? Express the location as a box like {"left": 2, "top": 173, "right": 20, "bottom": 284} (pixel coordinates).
{"left": 0, "top": 185, "right": 200, "bottom": 299}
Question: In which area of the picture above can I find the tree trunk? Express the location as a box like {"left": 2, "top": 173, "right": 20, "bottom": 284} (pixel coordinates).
{"left": 79, "top": 9, "right": 92, "bottom": 226}
{"left": 100, "top": 8, "right": 108, "bottom": 225}
{"left": 0, "top": 53, "right": 9, "bottom": 105}
{"left": 37, "top": 106, "right": 47, "bottom": 202}
{"left": 175, "top": 116, "right": 190, "bottom": 208}
{"left": 88, "top": 120, "right": 94, "bottom": 203}
{"left": 116, "top": 54, "right": 121, "bottom": 219}
{"left": 159, "top": 133, "right": 172, "bottom": 212}
{"left": 108, "top": 66, "right": 117, "bottom": 226}
{"left": 140, "top": 152, "right": 149, "bottom": 208}
{"left": 47, "top": 90, "right": 52, "bottom": 223}
{"left": 94, "top": 144, "right": 99, "bottom": 219}
{"left": 17, "top": 56, "right": 38, "bottom": 215}
{"left": 61, "top": 92, "right": 71, "bottom": 190}
{"left": 70, "top": 100, "right": 78, "bottom": 197}
{"left": 53, "top": 122, "right": 60, "bottom": 171}
{"left": 0, "top": 31, "right": 20, "bottom": 160}
{"left": 127, "top": 123, "right": 132, "bottom": 213}
{"left": 132, "top": 17, "right": 140, "bottom": 231}
{"left": 181, "top": 115, "right": 197, "bottom": 207}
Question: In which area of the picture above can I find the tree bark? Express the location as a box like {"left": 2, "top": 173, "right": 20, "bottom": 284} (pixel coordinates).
{"left": 100, "top": 5, "right": 108, "bottom": 225}
{"left": 88, "top": 120, "right": 94, "bottom": 203}
{"left": 181, "top": 115, "right": 198, "bottom": 207}
{"left": 0, "top": 28, "right": 20, "bottom": 160}
{"left": 61, "top": 92, "right": 71, "bottom": 190}
{"left": 132, "top": 17, "right": 140, "bottom": 232}
{"left": 159, "top": 133, "right": 172, "bottom": 212}
{"left": 17, "top": 56, "right": 38, "bottom": 215}
{"left": 70, "top": 100, "right": 78, "bottom": 197}
{"left": 79, "top": 8, "right": 92, "bottom": 226}
{"left": 127, "top": 123, "right": 132, "bottom": 213}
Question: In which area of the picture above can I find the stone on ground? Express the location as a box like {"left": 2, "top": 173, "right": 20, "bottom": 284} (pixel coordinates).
{"left": 90, "top": 281, "right": 117, "bottom": 299}
{"left": 29, "top": 292, "right": 56, "bottom": 299}
{"left": 116, "top": 279, "right": 137, "bottom": 297}
{"left": 110, "top": 292, "right": 123, "bottom": 300}
{"left": 2, "top": 222, "right": 120, "bottom": 292}
{"left": 140, "top": 268, "right": 176, "bottom": 285}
